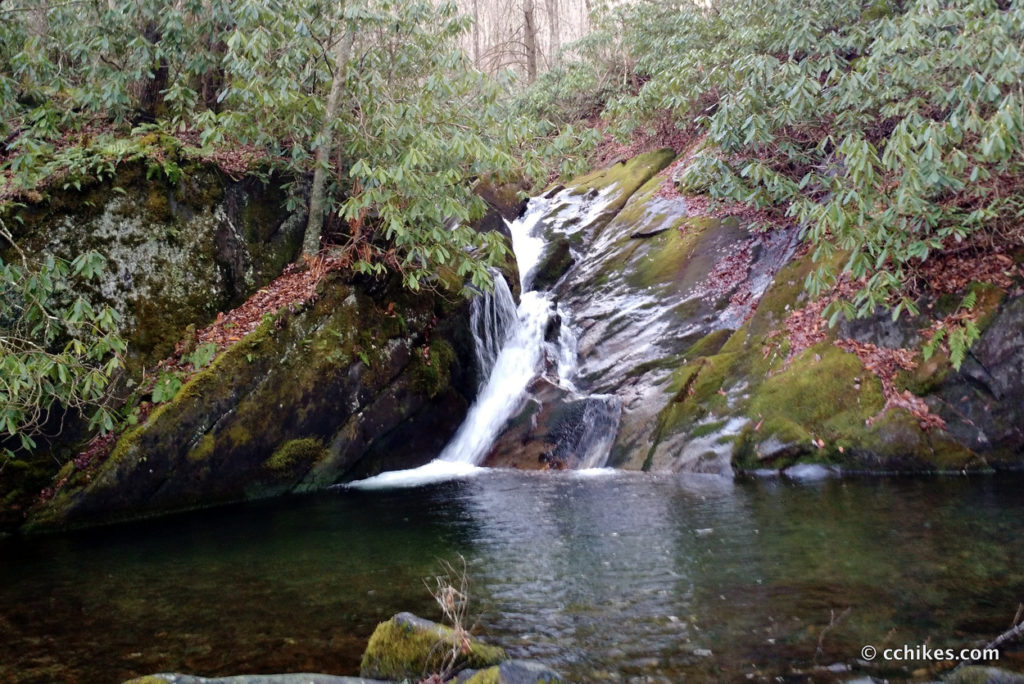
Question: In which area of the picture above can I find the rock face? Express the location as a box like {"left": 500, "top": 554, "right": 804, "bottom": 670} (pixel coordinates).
{"left": 25, "top": 273, "right": 481, "bottom": 531}
{"left": 359, "top": 612, "right": 507, "bottom": 681}
{"left": 507, "top": 149, "right": 1024, "bottom": 474}
{"left": 16, "top": 160, "right": 511, "bottom": 532}
{"left": 7, "top": 160, "right": 305, "bottom": 366}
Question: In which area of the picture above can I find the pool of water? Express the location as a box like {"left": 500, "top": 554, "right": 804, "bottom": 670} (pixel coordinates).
{"left": 2, "top": 470, "right": 1023, "bottom": 682}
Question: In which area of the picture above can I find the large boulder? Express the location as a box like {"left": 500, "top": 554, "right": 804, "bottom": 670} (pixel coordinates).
{"left": 24, "top": 274, "right": 480, "bottom": 531}
{"left": 359, "top": 612, "right": 506, "bottom": 681}
{"left": 6, "top": 158, "right": 305, "bottom": 366}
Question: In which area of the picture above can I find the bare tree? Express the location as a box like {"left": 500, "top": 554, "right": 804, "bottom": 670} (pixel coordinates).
{"left": 546, "top": 0, "right": 560, "bottom": 64}
{"left": 523, "top": 0, "right": 537, "bottom": 82}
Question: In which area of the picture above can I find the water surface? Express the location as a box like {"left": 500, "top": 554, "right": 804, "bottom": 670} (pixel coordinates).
{"left": 2, "top": 471, "right": 1023, "bottom": 682}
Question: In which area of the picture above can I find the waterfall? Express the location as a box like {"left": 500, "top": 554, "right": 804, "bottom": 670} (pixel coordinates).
{"left": 349, "top": 190, "right": 621, "bottom": 489}
{"left": 469, "top": 273, "right": 517, "bottom": 386}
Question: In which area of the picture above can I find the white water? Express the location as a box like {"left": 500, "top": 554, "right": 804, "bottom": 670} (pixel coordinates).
{"left": 349, "top": 189, "right": 618, "bottom": 489}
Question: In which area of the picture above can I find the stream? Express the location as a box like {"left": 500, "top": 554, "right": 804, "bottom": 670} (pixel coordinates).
{"left": 2, "top": 472, "right": 1023, "bottom": 682}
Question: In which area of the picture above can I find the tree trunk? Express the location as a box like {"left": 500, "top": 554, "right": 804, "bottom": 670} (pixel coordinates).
{"left": 302, "top": 29, "right": 356, "bottom": 258}
{"left": 545, "top": 0, "right": 559, "bottom": 63}
{"left": 523, "top": 0, "right": 537, "bottom": 84}
{"left": 472, "top": 0, "right": 481, "bottom": 69}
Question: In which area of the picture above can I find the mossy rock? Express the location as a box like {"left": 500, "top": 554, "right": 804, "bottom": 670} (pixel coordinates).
{"left": 530, "top": 235, "right": 574, "bottom": 291}
{"left": 6, "top": 161, "right": 302, "bottom": 368}
{"left": 452, "top": 661, "right": 567, "bottom": 684}
{"left": 360, "top": 612, "right": 506, "bottom": 681}
{"left": 567, "top": 148, "right": 675, "bottom": 197}
{"left": 412, "top": 340, "right": 457, "bottom": 399}
{"left": 24, "top": 274, "right": 476, "bottom": 532}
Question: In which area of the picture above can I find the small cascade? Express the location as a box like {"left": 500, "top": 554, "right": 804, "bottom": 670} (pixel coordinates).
{"left": 469, "top": 273, "right": 517, "bottom": 385}
{"left": 350, "top": 190, "right": 622, "bottom": 489}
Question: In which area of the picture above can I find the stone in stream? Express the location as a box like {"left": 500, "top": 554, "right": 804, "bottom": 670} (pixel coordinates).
{"left": 359, "top": 612, "right": 506, "bottom": 681}
{"left": 482, "top": 377, "right": 620, "bottom": 471}
{"left": 124, "top": 676, "right": 387, "bottom": 684}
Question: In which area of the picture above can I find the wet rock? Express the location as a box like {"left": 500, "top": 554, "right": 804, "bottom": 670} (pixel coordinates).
{"left": 24, "top": 276, "right": 477, "bottom": 532}
{"left": 483, "top": 379, "right": 620, "bottom": 471}
{"left": 359, "top": 612, "right": 506, "bottom": 681}
{"left": 532, "top": 149, "right": 1024, "bottom": 473}
{"left": 530, "top": 234, "right": 574, "bottom": 291}
{"left": 452, "top": 660, "right": 567, "bottom": 684}
{"left": 945, "top": 666, "right": 1024, "bottom": 684}
{"left": 124, "top": 675, "right": 386, "bottom": 684}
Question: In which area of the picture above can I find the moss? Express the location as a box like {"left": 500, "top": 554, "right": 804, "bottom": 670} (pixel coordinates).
{"left": 360, "top": 615, "right": 506, "bottom": 681}
{"left": 460, "top": 667, "right": 502, "bottom": 684}
{"left": 968, "top": 281, "right": 1006, "bottom": 332}
{"left": 690, "top": 419, "right": 729, "bottom": 439}
{"left": 567, "top": 148, "right": 676, "bottom": 195}
{"left": 263, "top": 438, "right": 326, "bottom": 474}
{"left": 683, "top": 328, "right": 733, "bottom": 362}
{"left": 121, "top": 677, "right": 172, "bottom": 684}
{"left": 186, "top": 434, "right": 216, "bottom": 462}
{"left": 531, "top": 235, "right": 574, "bottom": 290}
{"left": 733, "top": 344, "right": 886, "bottom": 468}
{"left": 412, "top": 339, "right": 456, "bottom": 398}
{"left": 144, "top": 186, "right": 173, "bottom": 222}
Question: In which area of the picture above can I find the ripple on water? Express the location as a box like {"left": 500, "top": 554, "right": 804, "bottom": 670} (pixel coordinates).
{"left": 1, "top": 471, "right": 1024, "bottom": 682}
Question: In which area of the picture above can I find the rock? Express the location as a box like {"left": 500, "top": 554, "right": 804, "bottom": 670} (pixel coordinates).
{"left": 359, "top": 612, "right": 506, "bottom": 681}
{"left": 123, "top": 675, "right": 386, "bottom": 684}
{"left": 7, "top": 161, "right": 304, "bottom": 367}
{"left": 451, "top": 660, "right": 567, "bottom": 684}
{"left": 24, "top": 275, "right": 477, "bottom": 532}
{"left": 529, "top": 234, "right": 574, "bottom": 291}
{"left": 945, "top": 666, "right": 1024, "bottom": 684}
{"left": 513, "top": 148, "right": 1024, "bottom": 474}
{"left": 482, "top": 378, "right": 621, "bottom": 471}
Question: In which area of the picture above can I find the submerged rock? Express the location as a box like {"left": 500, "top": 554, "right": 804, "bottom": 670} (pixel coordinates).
{"left": 359, "top": 612, "right": 506, "bottom": 681}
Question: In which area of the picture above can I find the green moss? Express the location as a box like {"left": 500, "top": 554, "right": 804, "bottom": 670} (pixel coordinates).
{"left": 751, "top": 345, "right": 884, "bottom": 432}
{"left": 121, "top": 677, "right": 172, "bottom": 684}
{"left": 187, "top": 434, "right": 216, "bottom": 462}
{"left": 568, "top": 149, "right": 676, "bottom": 195}
{"left": 412, "top": 339, "right": 456, "bottom": 398}
{"left": 460, "top": 667, "right": 502, "bottom": 684}
{"left": 144, "top": 186, "right": 172, "bottom": 222}
{"left": 360, "top": 615, "right": 506, "bottom": 681}
{"left": 531, "top": 235, "right": 574, "bottom": 290}
{"left": 263, "top": 438, "right": 326, "bottom": 474}
{"left": 733, "top": 344, "right": 885, "bottom": 468}
{"left": 683, "top": 328, "right": 733, "bottom": 361}
{"left": 690, "top": 419, "right": 729, "bottom": 439}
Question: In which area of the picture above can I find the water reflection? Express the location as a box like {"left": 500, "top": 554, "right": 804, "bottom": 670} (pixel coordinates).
{"left": 1, "top": 473, "right": 1023, "bottom": 682}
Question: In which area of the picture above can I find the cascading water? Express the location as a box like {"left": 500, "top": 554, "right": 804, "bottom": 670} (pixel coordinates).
{"left": 350, "top": 190, "right": 620, "bottom": 488}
